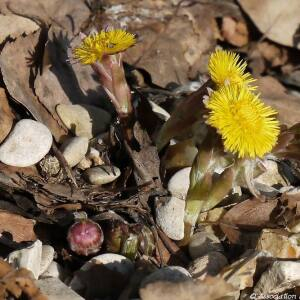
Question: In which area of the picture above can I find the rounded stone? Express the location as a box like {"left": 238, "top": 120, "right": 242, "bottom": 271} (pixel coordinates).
{"left": 167, "top": 167, "right": 191, "bottom": 199}
{"left": 61, "top": 136, "right": 89, "bottom": 167}
{"left": 141, "top": 266, "right": 191, "bottom": 288}
{"left": 70, "top": 253, "right": 134, "bottom": 291}
{"left": 0, "top": 119, "right": 52, "bottom": 167}
{"left": 40, "top": 261, "right": 63, "bottom": 279}
{"left": 8, "top": 239, "right": 43, "bottom": 280}
{"left": 84, "top": 165, "right": 121, "bottom": 185}
{"left": 39, "top": 245, "right": 55, "bottom": 276}
{"left": 87, "top": 147, "right": 104, "bottom": 166}
{"left": 188, "top": 231, "right": 223, "bottom": 259}
{"left": 188, "top": 251, "right": 228, "bottom": 279}
{"left": 56, "top": 104, "right": 111, "bottom": 139}
{"left": 77, "top": 157, "right": 92, "bottom": 170}
{"left": 156, "top": 196, "right": 185, "bottom": 240}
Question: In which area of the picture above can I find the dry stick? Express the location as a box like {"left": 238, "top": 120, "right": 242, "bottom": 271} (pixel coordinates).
{"left": 156, "top": 227, "right": 189, "bottom": 265}
{"left": 51, "top": 143, "right": 78, "bottom": 189}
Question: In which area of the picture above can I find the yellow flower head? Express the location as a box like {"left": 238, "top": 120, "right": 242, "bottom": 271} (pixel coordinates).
{"left": 208, "top": 49, "right": 256, "bottom": 89}
{"left": 206, "top": 85, "right": 280, "bottom": 158}
{"left": 74, "top": 29, "right": 136, "bottom": 64}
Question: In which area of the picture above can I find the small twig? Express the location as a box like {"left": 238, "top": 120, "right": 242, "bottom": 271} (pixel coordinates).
{"left": 51, "top": 143, "right": 78, "bottom": 189}
{"left": 156, "top": 227, "right": 189, "bottom": 265}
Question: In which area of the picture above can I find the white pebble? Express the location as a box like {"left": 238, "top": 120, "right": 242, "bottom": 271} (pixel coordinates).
{"left": 0, "top": 119, "right": 52, "bottom": 167}
{"left": 167, "top": 167, "right": 191, "bottom": 199}
{"left": 156, "top": 196, "right": 185, "bottom": 240}
{"left": 70, "top": 253, "right": 133, "bottom": 292}
{"left": 61, "top": 136, "right": 89, "bottom": 167}
{"left": 56, "top": 104, "right": 111, "bottom": 138}
{"left": 189, "top": 231, "right": 223, "bottom": 259}
{"left": 141, "top": 266, "right": 191, "bottom": 288}
{"left": 8, "top": 240, "right": 42, "bottom": 279}
{"left": 39, "top": 245, "right": 55, "bottom": 277}
{"left": 84, "top": 165, "right": 121, "bottom": 185}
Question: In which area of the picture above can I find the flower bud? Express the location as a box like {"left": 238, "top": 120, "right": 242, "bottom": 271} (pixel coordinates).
{"left": 67, "top": 219, "right": 103, "bottom": 256}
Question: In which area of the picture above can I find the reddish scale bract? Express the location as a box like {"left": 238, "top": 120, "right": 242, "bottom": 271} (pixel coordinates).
{"left": 67, "top": 219, "right": 104, "bottom": 256}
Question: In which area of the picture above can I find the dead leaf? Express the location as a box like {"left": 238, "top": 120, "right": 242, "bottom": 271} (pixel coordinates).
{"left": 163, "top": 139, "right": 198, "bottom": 170}
{"left": 0, "top": 88, "right": 14, "bottom": 143}
{"left": 0, "top": 210, "right": 36, "bottom": 242}
{"left": 221, "top": 250, "right": 273, "bottom": 291}
{"left": 0, "top": 14, "right": 39, "bottom": 43}
{"left": 0, "top": 0, "right": 90, "bottom": 35}
{"left": 221, "top": 16, "right": 249, "bottom": 47}
{"left": 125, "top": 121, "right": 161, "bottom": 192}
{"left": 220, "top": 198, "right": 278, "bottom": 243}
{"left": 256, "top": 229, "right": 300, "bottom": 258}
{"left": 156, "top": 80, "right": 211, "bottom": 150}
{"left": 257, "top": 76, "right": 300, "bottom": 127}
{"left": 140, "top": 276, "right": 236, "bottom": 300}
{"left": 222, "top": 198, "right": 278, "bottom": 228}
{"left": 104, "top": 2, "right": 217, "bottom": 87}
{"left": 0, "top": 259, "right": 47, "bottom": 300}
{"left": 238, "top": 0, "right": 300, "bottom": 48}
{"left": 257, "top": 41, "right": 288, "bottom": 67}
{"left": 0, "top": 29, "right": 68, "bottom": 141}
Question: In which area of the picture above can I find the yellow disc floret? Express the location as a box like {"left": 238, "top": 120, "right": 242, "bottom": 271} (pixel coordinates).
{"left": 74, "top": 34, "right": 104, "bottom": 64}
{"left": 208, "top": 49, "right": 256, "bottom": 89}
{"left": 74, "top": 29, "right": 136, "bottom": 64}
{"left": 206, "top": 85, "right": 280, "bottom": 158}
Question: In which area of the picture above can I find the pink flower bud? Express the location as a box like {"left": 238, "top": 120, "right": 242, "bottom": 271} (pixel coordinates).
{"left": 67, "top": 220, "right": 104, "bottom": 256}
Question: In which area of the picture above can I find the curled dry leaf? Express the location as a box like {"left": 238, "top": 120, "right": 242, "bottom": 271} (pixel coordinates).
{"left": 0, "top": 30, "right": 68, "bottom": 141}
{"left": 238, "top": 0, "right": 300, "bottom": 49}
{"left": 0, "top": 259, "right": 47, "bottom": 300}
{"left": 0, "top": 210, "right": 36, "bottom": 243}
{"left": 0, "top": 14, "right": 39, "bottom": 44}
{"left": 139, "top": 276, "right": 236, "bottom": 300}
{"left": 0, "top": 88, "right": 14, "bottom": 144}
{"left": 220, "top": 198, "right": 278, "bottom": 244}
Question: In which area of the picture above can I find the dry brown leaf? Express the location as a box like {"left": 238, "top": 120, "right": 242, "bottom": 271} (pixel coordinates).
{"left": 221, "top": 198, "right": 278, "bottom": 244}
{"left": 238, "top": 0, "right": 300, "bottom": 48}
{"left": 105, "top": 2, "right": 217, "bottom": 87}
{"left": 34, "top": 26, "right": 105, "bottom": 120}
{"left": 163, "top": 139, "right": 197, "bottom": 170}
{"left": 0, "top": 0, "right": 90, "bottom": 35}
{"left": 0, "top": 88, "right": 14, "bottom": 143}
{"left": 0, "top": 14, "right": 39, "bottom": 43}
{"left": 140, "top": 276, "right": 236, "bottom": 300}
{"left": 222, "top": 198, "right": 278, "bottom": 228}
{"left": 258, "top": 76, "right": 300, "bottom": 127}
{"left": 0, "top": 259, "right": 47, "bottom": 300}
{"left": 0, "top": 30, "right": 68, "bottom": 141}
{"left": 221, "top": 16, "right": 249, "bottom": 47}
{"left": 221, "top": 251, "right": 273, "bottom": 291}
{"left": 257, "top": 41, "right": 288, "bottom": 67}
{"left": 0, "top": 210, "right": 36, "bottom": 242}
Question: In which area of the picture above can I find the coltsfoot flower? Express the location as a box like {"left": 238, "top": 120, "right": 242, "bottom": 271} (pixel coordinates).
{"left": 208, "top": 49, "right": 256, "bottom": 89}
{"left": 74, "top": 29, "right": 136, "bottom": 64}
{"left": 206, "top": 85, "right": 280, "bottom": 158}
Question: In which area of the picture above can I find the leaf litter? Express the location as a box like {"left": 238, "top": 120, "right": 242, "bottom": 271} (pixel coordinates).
{"left": 0, "top": 0, "right": 299, "bottom": 299}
